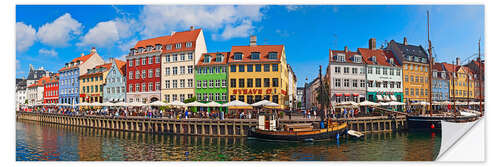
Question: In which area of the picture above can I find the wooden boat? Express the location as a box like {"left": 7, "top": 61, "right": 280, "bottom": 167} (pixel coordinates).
{"left": 406, "top": 112, "right": 480, "bottom": 131}
{"left": 249, "top": 112, "right": 347, "bottom": 141}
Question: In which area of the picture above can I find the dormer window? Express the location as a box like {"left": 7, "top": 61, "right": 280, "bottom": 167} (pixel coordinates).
{"left": 353, "top": 55, "right": 361, "bottom": 63}
{"left": 216, "top": 54, "right": 223, "bottom": 62}
{"left": 251, "top": 52, "right": 260, "bottom": 60}
{"left": 138, "top": 47, "right": 144, "bottom": 53}
{"left": 336, "top": 54, "right": 345, "bottom": 62}
{"left": 176, "top": 43, "right": 182, "bottom": 49}
{"left": 371, "top": 56, "right": 377, "bottom": 64}
{"left": 186, "top": 42, "right": 192, "bottom": 48}
{"left": 203, "top": 55, "right": 211, "bottom": 63}
{"left": 234, "top": 52, "right": 243, "bottom": 60}
{"left": 155, "top": 44, "right": 162, "bottom": 50}
{"left": 408, "top": 56, "right": 413, "bottom": 61}
{"left": 166, "top": 45, "right": 172, "bottom": 50}
{"left": 422, "top": 58, "right": 427, "bottom": 63}
{"left": 269, "top": 52, "right": 278, "bottom": 60}
{"left": 389, "top": 58, "right": 394, "bottom": 64}
{"left": 441, "top": 72, "right": 446, "bottom": 79}
{"left": 147, "top": 46, "right": 153, "bottom": 52}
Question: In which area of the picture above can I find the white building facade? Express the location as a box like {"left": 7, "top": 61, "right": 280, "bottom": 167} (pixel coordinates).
{"left": 327, "top": 48, "right": 367, "bottom": 105}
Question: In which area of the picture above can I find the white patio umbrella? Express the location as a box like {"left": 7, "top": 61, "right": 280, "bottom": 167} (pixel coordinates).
{"left": 358, "top": 100, "right": 380, "bottom": 106}
{"left": 339, "top": 101, "right": 358, "bottom": 106}
{"left": 222, "top": 100, "right": 251, "bottom": 107}
{"left": 76, "top": 102, "right": 90, "bottom": 106}
{"left": 90, "top": 102, "right": 103, "bottom": 107}
{"left": 206, "top": 101, "right": 222, "bottom": 107}
{"left": 378, "top": 102, "right": 390, "bottom": 106}
{"left": 186, "top": 101, "right": 208, "bottom": 107}
{"left": 148, "top": 101, "right": 168, "bottom": 106}
{"left": 101, "top": 101, "right": 115, "bottom": 106}
{"left": 114, "top": 101, "right": 128, "bottom": 107}
{"left": 167, "top": 100, "right": 186, "bottom": 107}
{"left": 251, "top": 100, "right": 272, "bottom": 107}
{"left": 128, "top": 101, "right": 145, "bottom": 107}
{"left": 387, "top": 101, "right": 405, "bottom": 106}
{"left": 263, "top": 101, "right": 280, "bottom": 107}
{"left": 411, "top": 101, "right": 430, "bottom": 106}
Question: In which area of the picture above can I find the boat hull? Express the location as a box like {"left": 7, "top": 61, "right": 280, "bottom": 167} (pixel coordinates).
{"left": 249, "top": 123, "right": 347, "bottom": 141}
{"left": 407, "top": 115, "right": 479, "bottom": 131}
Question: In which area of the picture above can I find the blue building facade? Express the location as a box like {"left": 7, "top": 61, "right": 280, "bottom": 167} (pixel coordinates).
{"left": 432, "top": 63, "right": 450, "bottom": 101}
{"left": 103, "top": 59, "right": 127, "bottom": 102}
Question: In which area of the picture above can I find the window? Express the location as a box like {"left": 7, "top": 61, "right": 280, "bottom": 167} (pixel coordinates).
{"left": 208, "top": 80, "right": 213, "bottom": 88}
{"left": 165, "top": 95, "right": 170, "bottom": 103}
{"left": 247, "top": 64, "right": 253, "bottom": 72}
{"left": 344, "top": 67, "right": 349, "bottom": 74}
{"left": 136, "top": 84, "right": 139, "bottom": 92}
{"left": 221, "top": 80, "right": 226, "bottom": 87}
{"left": 255, "top": 78, "right": 261, "bottom": 87}
{"left": 272, "top": 78, "right": 279, "bottom": 87}
{"left": 405, "top": 75, "right": 408, "bottom": 82}
{"left": 188, "top": 79, "right": 193, "bottom": 88}
{"left": 176, "top": 43, "right": 181, "bottom": 49}
{"left": 142, "top": 58, "right": 146, "bottom": 65}
{"left": 344, "top": 79, "right": 349, "bottom": 87}
{"left": 165, "top": 67, "right": 170, "bottom": 76}
{"left": 396, "top": 69, "right": 401, "bottom": 76}
{"left": 410, "top": 88, "right": 414, "bottom": 96}
{"left": 264, "top": 64, "right": 270, "bottom": 72}
{"left": 149, "top": 69, "right": 153, "bottom": 78}
{"left": 405, "top": 88, "right": 409, "bottom": 95}
{"left": 272, "top": 64, "right": 279, "bottom": 72}
{"left": 396, "top": 82, "right": 401, "bottom": 88}
{"left": 129, "top": 60, "right": 133, "bottom": 67}
{"left": 172, "top": 80, "right": 177, "bottom": 88}
{"left": 188, "top": 53, "right": 193, "bottom": 60}
{"left": 335, "top": 67, "right": 341, "bottom": 73}
{"left": 375, "top": 67, "right": 380, "bottom": 74}
{"left": 172, "top": 54, "right": 178, "bottom": 62}
{"left": 264, "top": 78, "right": 270, "bottom": 87}
{"left": 239, "top": 65, "right": 245, "bottom": 72}
{"left": 415, "top": 88, "right": 419, "bottom": 96}
{"left": 156, "top": 68, "right": 160, "bottom": 77}
{"left": 352, "top": 68, "right": 358, "bottom": 74}
{"left": 142, "top": 83, "right": 146, "bottom": 92}
{"left": 255, "top": 64, "right": 261, "bottom": 72}
{"left": 383, "top": 81, "right": 388, "bottom": 88}
{"left": 367, "top": 67, "right": 372, "bottom": 74}
{"left": 230, "top": 79, "right": 236, "bottom": 88}
{"left": 186, "top": 42, "right": 192, "bottom": 48}
{"left": 180, "top": 66, "right": 185, "bottom": 74}
{"left": 234, "top": 53, "right": 243, "bottom": 60}
{"left": 352, "top": 79, "right": 358, "bottom": 87}
{"left": 173, "top": 67, "right": 178, "bottom": 75}
{"left": 231, "top": 65, "right": 237, "bottom": 72}
{"left": 410, "top": 75, "right": 414, "bottom": 82}
{"left": 148, "top": 57, "right": 153, "bottom": 64}
{"left": 203, "top": 80, "right": 207, "bottom": 88}
{"left": 129, "top": 71, "right": 133, "bottom": 79}
{"left": 251, "top": 52, "right": 260, "bottom": 60}
{"left": 239, "top": 79, "right": 245, "bottom": 88}
{"left": 269, "top": 52, "right": 278, "bottom": 60}
{"left": 180, "top": 54, "right": 185, "bottom": 61}
{"left": 148, "top": 82, "right": 153, "bottom": 91}
{"left": 134, "top": 59, "right": 139, "bottom": 66}
{"left": 180, "top": 79, "right": 185, "bottom": 88}
{"left": 415, "top": 76, "right": 419, "bottom": 83}
{"left": 215, "top": 80, "right": 220, "bottom": 88}
{"left": 166, "top": 54, "right": 170, "bottom": 62}
{"left": 360, "top": 80, "right": 366, "bottom": 88}
{"left": 247, "top": 78, "right": 253, "bottom": 87}
{"left": 196, "top": 80, "right": 201, "bottom": 88}
{"left": 188, "top": 66, "right": 193, "bottom": 74}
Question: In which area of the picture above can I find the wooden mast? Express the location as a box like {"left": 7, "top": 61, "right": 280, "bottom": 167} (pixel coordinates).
{"left": 478, "top": 38, "right": 483, "bottom": 116}
{"left": 452, "top": 60, "right": 456, "bottom": 114}
{"left": 427, "top": 10, "right": 433, "bottom": 116}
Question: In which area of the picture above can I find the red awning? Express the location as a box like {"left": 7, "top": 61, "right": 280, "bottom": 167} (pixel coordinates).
{"left": 353, "top": 93, "right": 359, "bottom": 96}
{"left": 344, "top": 93, "right": 351, "bottom": 96}
{"left": 335, "top": 93, "right": 342, "bottom": 96}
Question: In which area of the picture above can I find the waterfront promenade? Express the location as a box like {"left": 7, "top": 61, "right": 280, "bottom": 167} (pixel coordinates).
{"left": 16, "top": 112, "right": 407, "bottom": 137}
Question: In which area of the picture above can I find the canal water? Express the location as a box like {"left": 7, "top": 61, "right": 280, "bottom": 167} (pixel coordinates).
{"left": 16, "top": 120, "right": 441, "bottom": 161}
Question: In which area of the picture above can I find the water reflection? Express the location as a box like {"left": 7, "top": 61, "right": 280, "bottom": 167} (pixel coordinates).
{"left": 16, "top": 120, "right": 440, "bottom": 161}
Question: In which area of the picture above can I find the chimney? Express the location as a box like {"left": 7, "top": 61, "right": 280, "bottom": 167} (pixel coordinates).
{"left": 29, "top": 64, "right": 33, "bottom": 71}
{"left": 456, "top": 57, "right": 461, "bottom": 65}
{"left": 81, "top": 53, "right": 84, "bottom": 57}
{"left": 90, "top": 47, "right": 97, "bottom": 54}
{"left": 344, "top": 46, "right": 348, "bottom": 53}
{"left": 190, "top": 26, "right": 194, "bottom": 31}
{"left": 171, "top": 31, "right": 176, "bottom": 36}
{"left": 403, "top": 37, "right": 408, "bottom": 45}
{"left": 369, "top": 38, "right": 376, "bottom": 50}
{"left": 250, "top": 35, "right": 257, "bottom": 46}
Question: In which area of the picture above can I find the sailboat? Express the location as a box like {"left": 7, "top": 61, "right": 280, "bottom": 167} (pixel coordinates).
{"left": 406, "top": 11, "right": 482, "bottom": 131}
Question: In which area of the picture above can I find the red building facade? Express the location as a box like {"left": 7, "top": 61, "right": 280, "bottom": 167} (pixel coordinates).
{"left": 43, "top": 74, "right": 59, "bottom": 104}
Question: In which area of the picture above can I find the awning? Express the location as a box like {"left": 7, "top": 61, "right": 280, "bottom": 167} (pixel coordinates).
{"left": 376, "top": 95, "right": 383, "bottom": 101}
{"left": 344, "top": 93, "right": 351, "bottom": 96}
{"left": 353, "top": 93, "right": 359, "bottom": 96}
{"left": 335, "top": 93, "right": 342, "bottom": 96}
{"left": 390, "top": 95, "right": 397, "bottom": 101}
{"left": 384, "top": 95, "right": 391, "bottom": 101}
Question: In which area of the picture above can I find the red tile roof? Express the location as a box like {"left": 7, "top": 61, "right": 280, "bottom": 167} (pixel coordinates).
{"left": 28, "top": 76, "right": 51, "bottom": 88}
{"left": 432, "top": 63, "right": 445, "bottom": 71}
{"left": 133, "top": 29, "right": 202, "bottom": 54}
{"left": 228, "top": 45, "right": 284, "bottom": 63}
{"left": 80, "top": 63, "right": 112, "bottom": 78}
{"left": 358, "top": 48, "right": 400, "bottom": 67}
{"left": 441, "top": 62, "right": 456, "bottom": 73}
{"left": 196, "top": 52, "right": 230, "bottom": 66}
{"left": 113, "top": 59, "right": 127, "bottom": 76}
{"left": 59, "top": 53, "right": 95, "bottom": 72}
{"left": 329, "top": 49, "right": 361, "bottom": 64}
{"left": 46, "top": 74, "right": 59, "bottom": 84}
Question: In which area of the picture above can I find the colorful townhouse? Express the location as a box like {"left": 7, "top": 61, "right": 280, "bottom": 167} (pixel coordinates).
{"left": 431, "top": 63, "right": 449, "bottom": 101}
{"left": 386, "top": 38, "right": 430, "bottom": 103}
{"left": 43, "top": 74, "right": 59, "bottom": 104}
{"left": 59, "top": 47, "right": 104, "bottom": 105}
{"left": 103, "top": 59, "right": 127, "bottom": 102}
{"left": 442, "top": 59, "right": 475, "bottom": 102}
{"left": 359, "top": 38, "right": 403, "bottom": 102}
{"left": 79, "top": 62, "right": 112, "bottom": 103}
{"left": 287, "top": 64, "right": 298, "bottom": 109}
{"left": 27, "top": 76, "right": 50, "bottom": 105}
{"left": 160, "top": 27, "right": 207, "bottom": 103}
{"left": 127, "top": 27, "right": 206, "bottom": 103}
{"left": 195, "top": 52, "right": 230, "bottom": 104}
{"left": 326, "top": 46, "right": 366, "bottom": 104}
{"left": 227, "top": 36, "right": 289, "bottom": 109}
{"left": 466, "top": 58, "right": 484, "bottom": 101}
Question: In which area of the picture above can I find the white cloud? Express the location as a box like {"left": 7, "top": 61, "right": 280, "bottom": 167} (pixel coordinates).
{"left": 285, "top": 5, "right": 300, "bottom": 11}
{"left": 16, "top": 22, "right": 37, "bottom": 52}
{"left": 16, "top": 59, "right": 20, "bottom": 70}
{"left": 220, "top": 20, "right": 254, "bottom": 40}
{"left": 140, "top": 5, "right": 265, "bottom": 39}
{"left": 118, "top": 38, "right": 138, "bottom": 51}
{"left": 37, "top": 13, "right": 82, "bottom": 47}
{"left": 78, "top": 18, "right": 138, "bottom": 48}
{"left": 117, "top": 54, "right": 127, "bottom": 61}
{"left": 38, "top": 48, "right": 58, "bottom": 57}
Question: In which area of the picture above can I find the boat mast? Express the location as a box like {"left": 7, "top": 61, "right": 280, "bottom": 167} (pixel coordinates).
{"left": 427, "top": 10, "right": 433, "bottom": 116}
{"left": 319, "top": 65, "right": 324, "bottom": 121}
{"left": 452, "top": 60, "right": 456, "bottom": 114}
{"left": 478, "top": 38, "right": 483, "bottom": 116}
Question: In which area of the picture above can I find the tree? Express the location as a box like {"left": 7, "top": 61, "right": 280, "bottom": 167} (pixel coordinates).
{"left": 24, "top": 99, "right": 28, "bottom": 104}
{"left": 297, "top": 101, "right": 302, "bottom": 109}
{"left": 184, "top": 97, "right": 196, "bottom": 103}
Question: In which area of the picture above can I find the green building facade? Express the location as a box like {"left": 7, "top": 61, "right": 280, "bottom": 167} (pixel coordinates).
{"left": 194, "top": 52, "right": 230, "bottom": 112}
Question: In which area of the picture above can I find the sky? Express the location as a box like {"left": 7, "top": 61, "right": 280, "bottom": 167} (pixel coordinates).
{"left": 16, "top": 5, "right": 484, "bottom": 86}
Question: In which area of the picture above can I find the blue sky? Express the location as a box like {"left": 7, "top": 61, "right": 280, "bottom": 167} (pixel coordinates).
{"left": 16, "top": 5, "right": 484, "bottom": 86}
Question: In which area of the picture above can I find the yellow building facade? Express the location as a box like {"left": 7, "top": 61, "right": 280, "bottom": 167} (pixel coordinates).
{"left": 79, "top": 63, "right": 111, "bottom": 103}
{"left": 449, "top": 66, "right": 475, "bottom": 100}
{"left": 227, "top": 40, "right": 289, "bottom": 109}
{"left": 402, "top": 62, "right": 430, "bottom": 102}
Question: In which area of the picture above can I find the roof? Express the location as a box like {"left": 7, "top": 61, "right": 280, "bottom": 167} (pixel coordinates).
{"left": 46, "top": 74, "right": 59, "bottom": 84}
{"left": 59, "top": 52, "right": 95, "bottom": 72}
{"left": 432, "top": 63, "right": 445, "bottom": 71}
{"left": 329, "top": 49, "right": 362, "bottom": 64}
{"left": 441, "top": 62, "right": 456, "bottom": 73}
{"left": 228, "top": 45, "right": 284, "bottom": 63}
{"left": 389, "top": 40, "right": 429, "bottom": 62}
{"left": 133, "top": 29, "right": 202, "bottom": 54}
{"left": 113, "top": 59, "right": 127, "bottom": 75}
{"left": 28, "top": 76, "right": 50, "bottom": 88}
{"left": 196, "top": 52, "right": 230, "bottom": 66}
{"left": 80, "top": 63, "right": 112, "bottom": 78}
{"left": 27, "top": 69, "right": 51, "bottom": 80}
{"left": 358, "top": 48, "right": 400, "bottom": 67}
